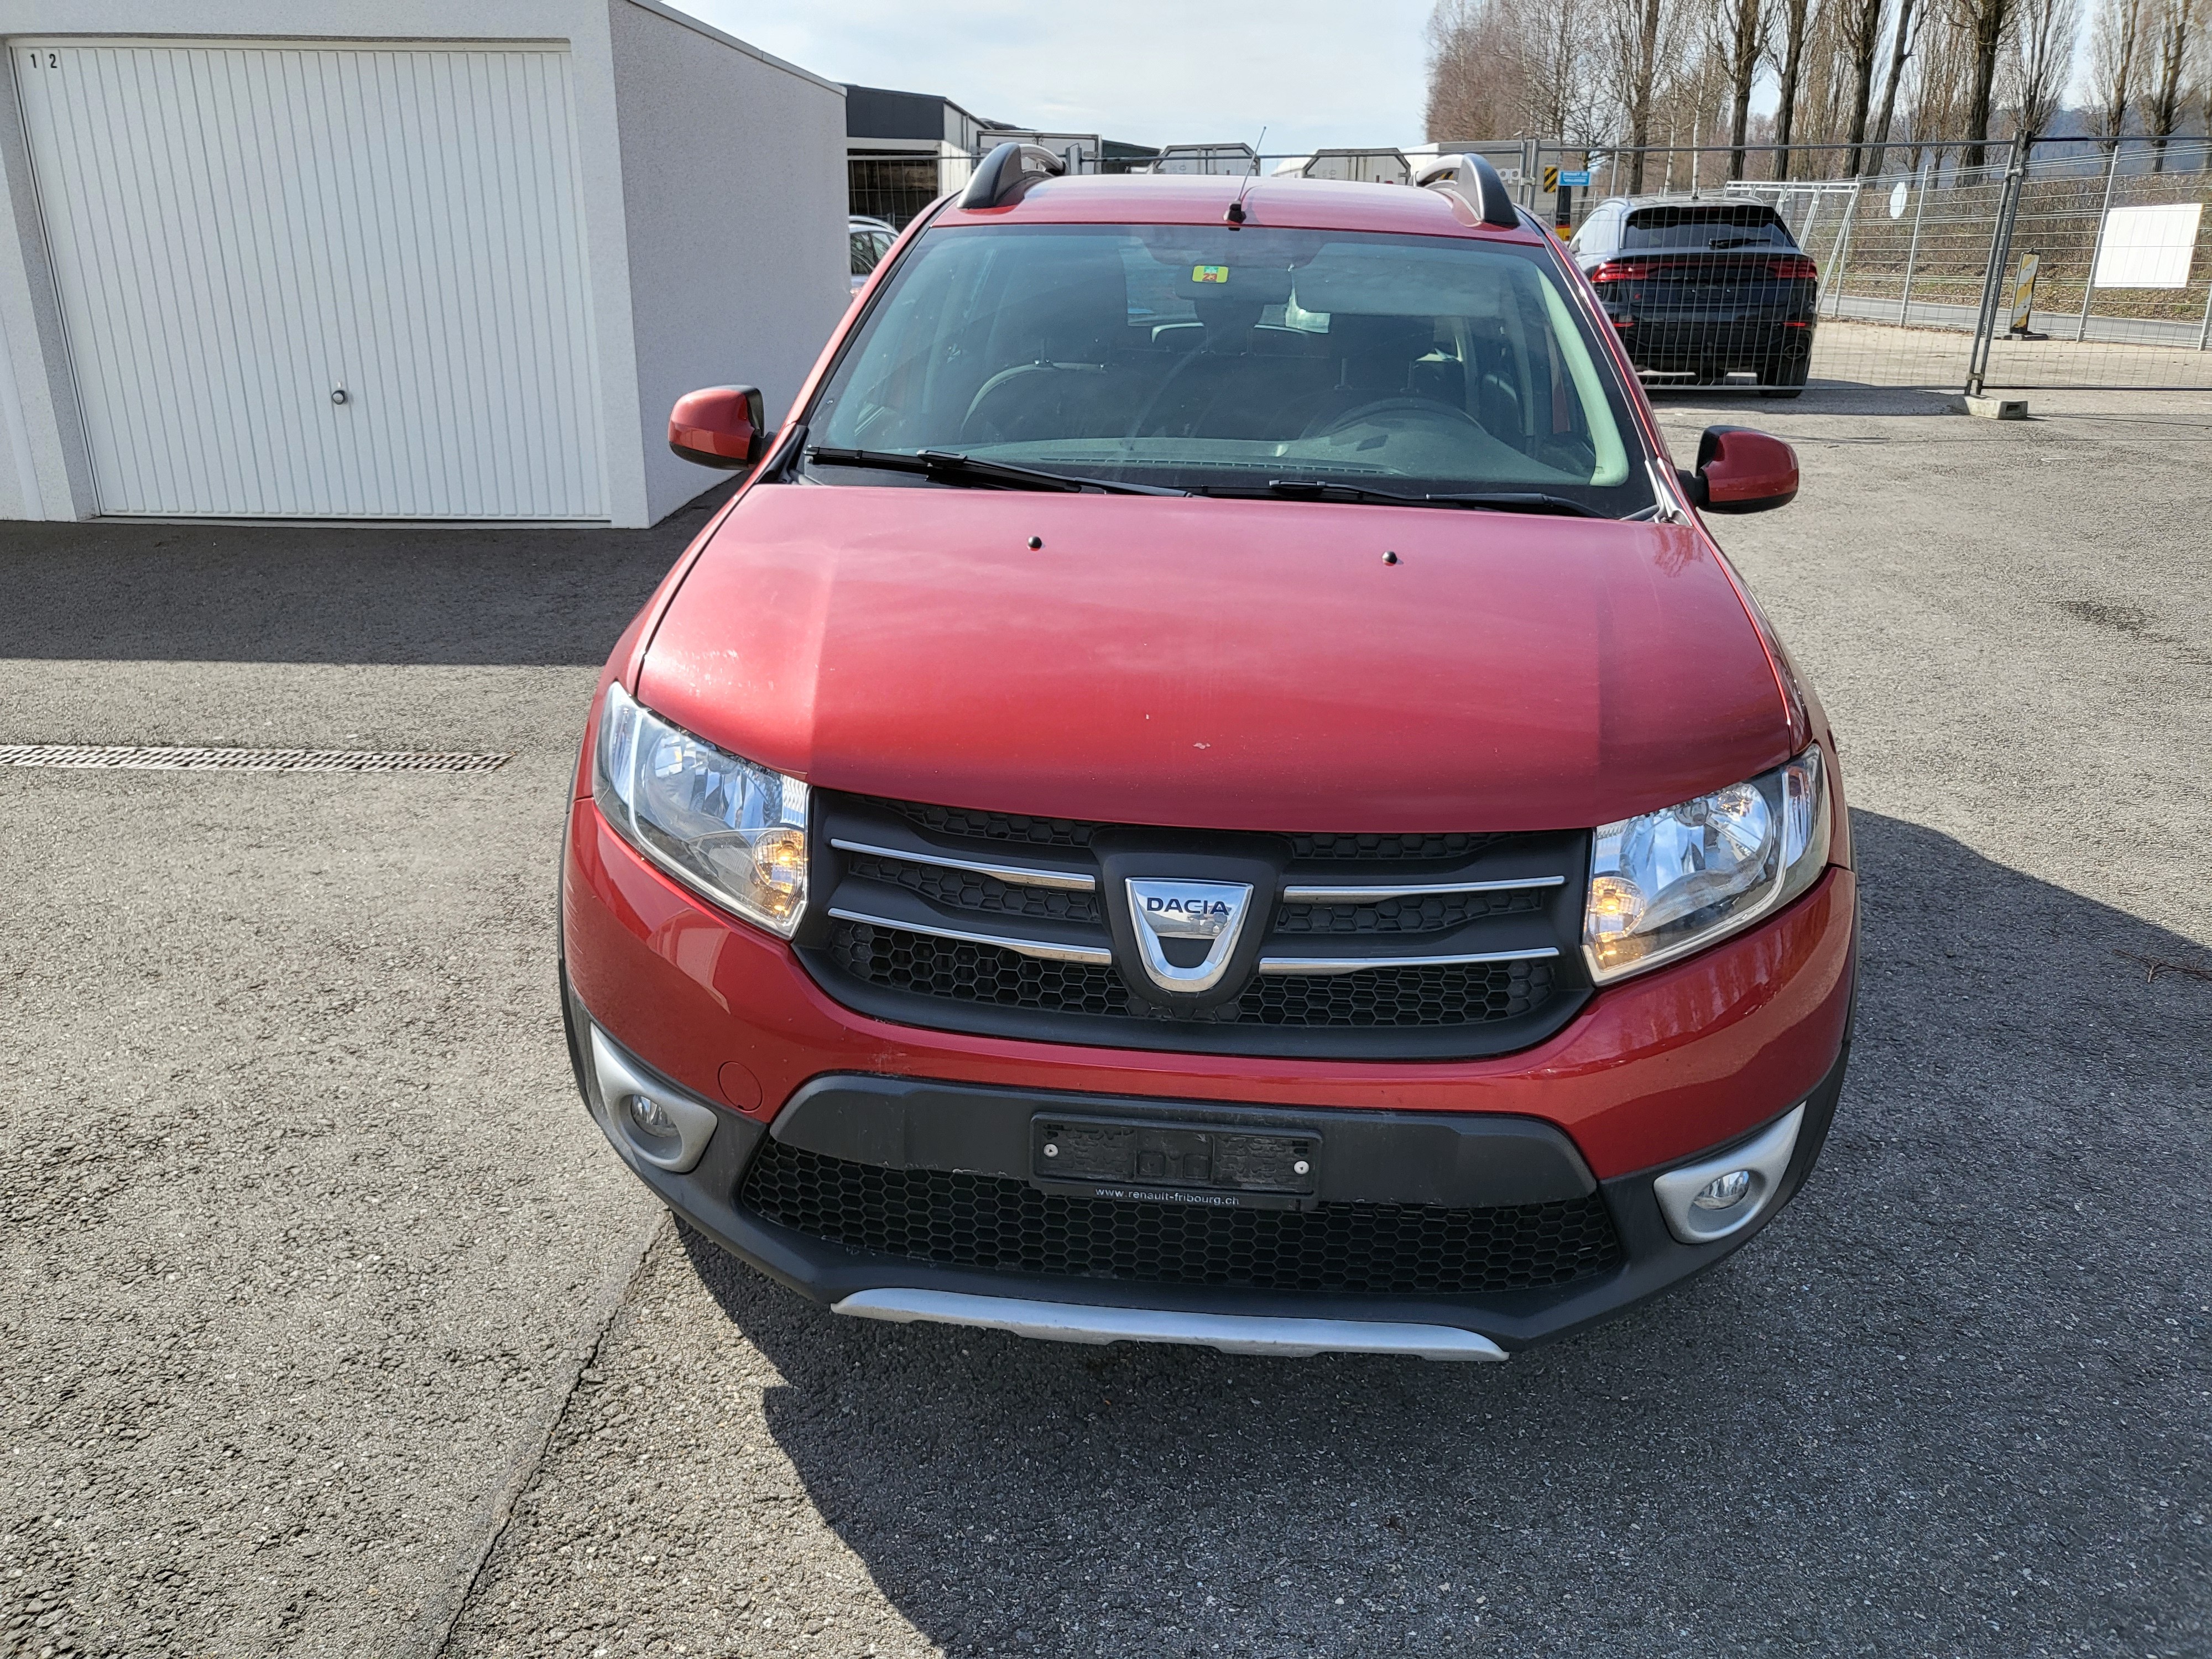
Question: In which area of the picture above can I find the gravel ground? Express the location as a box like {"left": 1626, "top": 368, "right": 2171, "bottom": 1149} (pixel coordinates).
{"left": 6, "top": 394, "right": 2210, "bottom": 1659}
{"left": 0, "top": 488, "right": 735, "bottom": 1658}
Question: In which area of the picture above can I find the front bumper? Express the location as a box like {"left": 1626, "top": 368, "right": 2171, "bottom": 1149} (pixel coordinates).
{"left": 562, "top": 796, "right": 1856, "bottom": 1357}
{"left": 565, "top": 978, "right": 1850, "bottom": 1356}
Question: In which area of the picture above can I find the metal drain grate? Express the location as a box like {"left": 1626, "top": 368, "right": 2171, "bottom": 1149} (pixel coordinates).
{"left": 0, "top": 744, "right": 510, "bottom": 774}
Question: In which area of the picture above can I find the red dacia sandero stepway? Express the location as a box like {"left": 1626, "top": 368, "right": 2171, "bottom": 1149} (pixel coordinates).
{"left": 560, "top": 146, "right": 1853, "bottom": 1361}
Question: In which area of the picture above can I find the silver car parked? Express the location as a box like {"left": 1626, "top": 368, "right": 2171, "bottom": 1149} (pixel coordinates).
{"left": 849, "top": 215, "right": 896, "bottom": 292}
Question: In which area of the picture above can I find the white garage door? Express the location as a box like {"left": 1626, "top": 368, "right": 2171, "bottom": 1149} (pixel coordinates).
{"left": 14, "top": 39, "right": 608, "bottom": 519}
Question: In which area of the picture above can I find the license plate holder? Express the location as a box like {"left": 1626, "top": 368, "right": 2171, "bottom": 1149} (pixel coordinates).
{"left": 1030, "top": 1113, "right": 1320, "bottom": 1210}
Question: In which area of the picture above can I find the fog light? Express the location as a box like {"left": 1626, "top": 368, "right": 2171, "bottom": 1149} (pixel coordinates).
{"left": 1691, "top": 1170, "right": 1752, "bottom": 1211}
{"left": 625, "top": 1093, "right": 679, "bottom": 1141}
{"left": 586, "top": 1026, "right": 721, "bottom": 1175}
{"left": 1650, "top": 1104, "right": 1806, "bottom": 1245}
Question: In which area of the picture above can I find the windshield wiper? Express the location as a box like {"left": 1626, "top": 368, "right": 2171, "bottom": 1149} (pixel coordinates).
{"left": 1425, "top": 491, "right": 1609, "bottom": 518}
{"left": 1192, "top": 478, "right": 1607, "bottom": 518}
{"left": 806, "top": 446, "right": 1187, "bottom": 496}
{"left": 1704, "top": 237, "right": 1774, "bottom": 250}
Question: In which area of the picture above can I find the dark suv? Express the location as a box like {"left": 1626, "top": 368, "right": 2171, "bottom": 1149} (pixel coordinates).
{"left": 1571, "top": 198, "right": 1819, "bottom": 394}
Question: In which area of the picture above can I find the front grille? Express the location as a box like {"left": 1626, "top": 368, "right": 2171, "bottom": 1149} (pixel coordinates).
{"left": 805, "top": 790, "right": 1590, "bottom": 1057}
{"left": 828, "top": 921, "right": 1553, "bottom": 1027}
{"left": 844, "top": 853, "right": 1102, "bottom": 924}
{"left": 855, "top": 801, "right": 1516, "bottom": 863}
{"left": 1272, "top": 889, "right": 1544, "bottom": 936}
{"left": 860, "top": 795, "right": 1098, "bottom": 848}
{"left": 1241, "top": 959, "right": 1554, "bottom": 1026}
{"left": 1282, "top": 831, "right": 1503, "bottom": 862}
{"left": 740, "top": 1140, "right": 1621, "bottom": 1295}
{"left": 831, "top": 922, "right": 1128, "bottom": 1016}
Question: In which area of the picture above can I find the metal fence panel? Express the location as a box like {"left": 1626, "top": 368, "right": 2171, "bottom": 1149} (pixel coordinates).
{"left": 1528, "top": 138, "right": 2210, "bottom": 395}
{"left": 901, "top": 139, "right": 2209, "bottom": 395}
{"left": 848, "top": 155, "right": 948, "bottom": 229}
{"left": 1979, "top": 139, "right": 2212, "bottom": 389}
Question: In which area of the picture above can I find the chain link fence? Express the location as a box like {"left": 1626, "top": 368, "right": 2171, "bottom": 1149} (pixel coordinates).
{"left": 1526, "top": 137, "right": 2211, "bottom": 395}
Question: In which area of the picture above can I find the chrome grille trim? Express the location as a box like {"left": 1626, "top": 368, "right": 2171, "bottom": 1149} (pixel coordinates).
{"left": 1256, "top": 946, "right": 1562, "bottom": 977}
{"left": 826, "top": 906, "right": 1115, "bottom": 967}
{"left": 829, "top": 837, "right": 1096, "bottom": 892}
{"left": 1280, "top": 876, "right": 1567, "bottom": 902}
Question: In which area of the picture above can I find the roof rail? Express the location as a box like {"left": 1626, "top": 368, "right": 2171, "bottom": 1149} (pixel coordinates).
{"left": 958, "top": 141, "right": 1067, "bottom": 210}
{"left": 1413, "top": 153, "right": 1520, "bottom": 228}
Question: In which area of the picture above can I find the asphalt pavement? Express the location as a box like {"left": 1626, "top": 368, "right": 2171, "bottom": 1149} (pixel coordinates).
{"left": 4, "top": 392, "right": 2208, "bottom": 1659}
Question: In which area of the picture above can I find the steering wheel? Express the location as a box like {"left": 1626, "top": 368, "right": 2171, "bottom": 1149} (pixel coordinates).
{"left": 1302, "top": 396, "right": 1486, "bottom": 439}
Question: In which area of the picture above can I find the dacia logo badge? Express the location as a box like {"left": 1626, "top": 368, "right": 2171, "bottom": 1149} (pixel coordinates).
{"left": 1124, "top": 878, "right": 1253, "bottom": 995}
{"left": 1145, "top": 896, "right": 1232, "bottom": 919}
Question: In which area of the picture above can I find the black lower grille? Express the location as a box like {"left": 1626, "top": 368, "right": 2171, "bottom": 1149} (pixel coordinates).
{"left": 826, "top": 921, "right": 1553, "bottom": 1027}
{"left": 830, "top": 921, "right": 1128, "bottom": 1015}
{"left": 1240, "top": 961, "right": 1554, "bottom": 1025}
{"left": 740, "top": 1140, "right": 1621, "bottom": 1294}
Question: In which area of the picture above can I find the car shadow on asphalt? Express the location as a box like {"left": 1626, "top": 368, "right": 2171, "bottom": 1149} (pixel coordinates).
{"left": 0, "top": 479, "right": 742, "bottom": 667}
{"left": 671, "top": 810, "right": 2212, "bottom": 1656}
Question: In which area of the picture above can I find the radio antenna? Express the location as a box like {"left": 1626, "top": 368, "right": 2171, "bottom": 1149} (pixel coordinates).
{"left": 1226, "top": 126, "right": 1265, "bottom": 226}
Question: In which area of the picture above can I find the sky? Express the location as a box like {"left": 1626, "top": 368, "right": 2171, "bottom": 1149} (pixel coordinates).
{"left": 674, "top": 1, "right": 1436, "bottom": 160}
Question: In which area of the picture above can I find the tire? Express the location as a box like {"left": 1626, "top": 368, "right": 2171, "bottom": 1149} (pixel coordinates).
{"left": 1759, "top": 352, "right": 1809, "bottom": 399}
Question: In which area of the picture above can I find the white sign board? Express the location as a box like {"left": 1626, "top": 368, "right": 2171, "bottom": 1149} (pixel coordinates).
{"left": 2092, "top": 202, "right": 2202, "bottom": 289}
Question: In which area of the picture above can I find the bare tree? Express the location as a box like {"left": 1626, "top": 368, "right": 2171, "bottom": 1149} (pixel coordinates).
{"left": 1771, "top": 0, "right": 1822, "bottom": 174}
{"left": 2203, "top": 35, "right": 2212, "bottom": 170}
{"left": 1910, "top": 11, "right": 1975, "bottom": 170}
{"left": 1531, "top": 0, "right": 1605, "bottom": 139}
{"left": 1713, "top": 0, "right": 1772, "bottom": 176}
{"left": 2141, "top": 0, "right": 2201, "bottom": 168}
{"left": 1791, "top": 0, "right": 1860, "bottom": 168}
{"left": 1657, "top": 40, "right": 1737, "bottom": 192}
{"left": 1953, "top": 0, "right": 2021, "bottom": 168}
{"left": 1837, "top": 0, "right": 1893, "bottom": 171}
{"left": 1425, "top": 0, "right": 1607, "bottom": 146}
{"left": 2004, "top": 0, "right": 2086, "bottom": 145}
{"left": 1610, "top": 0, "right": 1681, "bottom": 190}
{"left": 1867, "top": 0, "right": 1924, "bottom": 170}
{"left": 1425, "top": 0, "right": 1520, "bottom": 140}
{"left": 2086, "top": 0, "right": 2146, "bottom": 147}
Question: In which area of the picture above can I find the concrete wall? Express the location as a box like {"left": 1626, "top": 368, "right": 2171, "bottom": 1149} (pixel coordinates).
{"left": 0, "top": 0, "right": 845, "bottom": 526}
{"left": 608, "top": 0, "right": 847, "bottom": 524}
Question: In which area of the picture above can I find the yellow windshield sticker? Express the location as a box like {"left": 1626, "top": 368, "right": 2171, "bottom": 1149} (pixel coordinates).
{"left": 1191, "top": 265, "right": 1230, "bottom": 284}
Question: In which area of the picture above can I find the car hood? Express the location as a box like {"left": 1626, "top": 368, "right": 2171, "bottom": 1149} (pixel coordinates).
{"left": 637, "top": 484, "right": 1796, "bottom": 832}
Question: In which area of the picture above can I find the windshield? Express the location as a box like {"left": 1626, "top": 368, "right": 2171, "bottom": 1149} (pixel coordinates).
{"left": 1621, "top": 206, "right": 1796, "bottom": 251}
{"left": 806, "top": 223, "right": 1651, "bottom": 514}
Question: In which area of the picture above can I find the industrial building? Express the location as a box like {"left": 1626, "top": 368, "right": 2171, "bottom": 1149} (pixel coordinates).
{"left": 843, "top": 84, "right": 1160, "bottom": 227}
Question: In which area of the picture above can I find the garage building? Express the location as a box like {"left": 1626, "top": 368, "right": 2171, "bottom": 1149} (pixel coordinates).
{"left": 0, "top": 1, "right": 848, "bottom": 526}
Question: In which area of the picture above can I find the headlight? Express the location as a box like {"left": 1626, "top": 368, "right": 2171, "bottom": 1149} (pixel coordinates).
{"left": 591, "top": 684, "right": 810, "bottom": 937}
{"left": 1583, "top": 745, "right": 1829, "bottom": 983}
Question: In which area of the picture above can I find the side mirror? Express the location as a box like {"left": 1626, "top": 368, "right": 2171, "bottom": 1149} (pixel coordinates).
{"left": 1676, "top": 425, "right": 1798, "bottom": 514}
{"left": 669, "top": 385, "right": 769, "bottom": 469}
